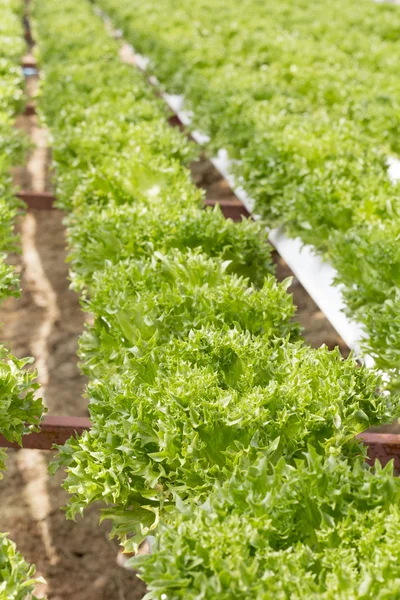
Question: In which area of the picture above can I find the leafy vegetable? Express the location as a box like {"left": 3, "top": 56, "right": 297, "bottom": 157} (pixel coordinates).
{"left": 52, "top": 326, "right": 394, "bottom": 551}
{"left": 137, "top": 450, "right": 400, "bottom": 599}
{"left": 31, "top": 0, "right": 400, "bottom": 596}
{"left": 96, "top": 0, "right": 400, "bottom": 383}
{"left": 0, "top": 1, "right": 45, "bottom": 596}
{"left": 67, "top": 202, "right": 273, "bottom": 291}
{"left": 0, "top": 351, "right": 43, "bottom": 472}
{"left": 0, "top": 534, "right": 43, "bottom": 600}
{"left": 0, "top": 0, "right": 46, "bottom": 470}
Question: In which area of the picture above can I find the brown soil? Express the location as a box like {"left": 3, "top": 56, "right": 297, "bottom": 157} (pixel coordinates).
{"left": 1, "top": 452, "right": 146, "bottom": 600}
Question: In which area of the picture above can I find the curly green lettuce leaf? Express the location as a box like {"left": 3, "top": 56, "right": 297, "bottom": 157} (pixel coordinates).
{"left": 136, "top": 450, "right": 400, "bottom": 599}
{"left": 0, "top": 533, "right": 44, "bottom": 600}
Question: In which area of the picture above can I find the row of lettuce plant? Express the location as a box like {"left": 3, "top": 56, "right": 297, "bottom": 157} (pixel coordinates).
{"left": 93, "top": 0, "right": 400, "bottom": 384}
{"left": 0, "top": 1, "right": 45, "bottom": 598}
{"left": 31, "top": 0, "right": 400, "bottom": 597}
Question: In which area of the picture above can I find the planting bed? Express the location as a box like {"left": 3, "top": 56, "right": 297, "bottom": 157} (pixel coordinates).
{"left": 115, "top": 30, "right": 364, "bottom": 361}
{"left": 0, "top": 5, "right": 353, "bottom": 599}
{"left": 2, "top": 0, "right": 400, "bottom": 598}
{"left": 97, "top": 0, "right": 400, "bottom": 382}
